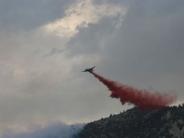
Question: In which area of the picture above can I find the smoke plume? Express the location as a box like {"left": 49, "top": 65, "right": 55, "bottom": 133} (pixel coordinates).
{"left": 91, "top": 71, "right": 176, "bottom": 109}
{"left": 1, "top": 122, "right": 84, "bottom": 138}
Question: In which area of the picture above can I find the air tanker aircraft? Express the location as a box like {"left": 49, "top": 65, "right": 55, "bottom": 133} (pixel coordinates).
{"left": 82, "top": 66, "right": 95, "bottom": 73}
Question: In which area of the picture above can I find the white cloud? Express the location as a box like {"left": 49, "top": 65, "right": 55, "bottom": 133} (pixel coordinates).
{"left": 43, "top": 0, "right": 126, "bottom": 38}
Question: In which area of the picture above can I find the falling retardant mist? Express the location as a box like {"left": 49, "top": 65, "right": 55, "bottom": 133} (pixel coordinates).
{"left": 90, "top": 71, "right": 176, "bottom": 109}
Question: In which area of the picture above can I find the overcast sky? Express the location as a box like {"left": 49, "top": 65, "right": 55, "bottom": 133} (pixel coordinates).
{"left": 0, "top": 0, "right": 184, "bottom": 135}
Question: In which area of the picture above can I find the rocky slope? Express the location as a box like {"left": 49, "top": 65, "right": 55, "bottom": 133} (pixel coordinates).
{"left": 76, "top": 105, "right": 184, "bottom": 138}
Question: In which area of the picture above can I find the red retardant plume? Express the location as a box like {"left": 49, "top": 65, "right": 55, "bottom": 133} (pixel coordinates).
{"left": 90, "top": 71, "right": 176, "bottom": 109}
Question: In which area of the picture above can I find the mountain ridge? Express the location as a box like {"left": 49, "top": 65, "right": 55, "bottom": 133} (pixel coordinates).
{"left": 76, "top": 104, "right": 184, "bottom": 138}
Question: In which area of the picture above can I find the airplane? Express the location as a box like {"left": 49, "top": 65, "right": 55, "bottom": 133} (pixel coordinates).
{"left": 82, "top": 66, "right": 95, "bottom": 73}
